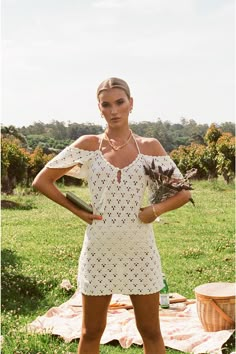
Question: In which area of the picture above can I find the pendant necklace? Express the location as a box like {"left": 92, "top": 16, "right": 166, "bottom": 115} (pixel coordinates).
{"left": 105, "top": 129, "right": 133, "bottom": 151}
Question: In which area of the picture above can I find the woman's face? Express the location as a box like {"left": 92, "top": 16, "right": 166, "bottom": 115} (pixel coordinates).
{"left": 98, "top": 88, "right": 133, "bottom": 128}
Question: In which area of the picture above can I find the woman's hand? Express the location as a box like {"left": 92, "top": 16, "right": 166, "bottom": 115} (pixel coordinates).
{"left": 138, "top": 190, "right": 192, "bottom": 224}
{"left": 32, "top": 167, "right": 104, "bottom": 225}
{"left": 138, "top": 206, "right": 157, "bottom": 224}
{"left": 73, "top": 208, "right": 103, "bottom": 225}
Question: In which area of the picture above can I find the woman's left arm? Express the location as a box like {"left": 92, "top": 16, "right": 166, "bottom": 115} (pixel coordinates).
{"left": 138, "top": 189, "right": 191, "bottom": 223}
{"left": 138, "top": 137, "right": 192, "bottom": 224}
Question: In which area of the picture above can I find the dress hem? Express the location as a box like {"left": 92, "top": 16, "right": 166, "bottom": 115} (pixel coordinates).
{"left": 79, "top": 289, "right": 163, "bottom": 296}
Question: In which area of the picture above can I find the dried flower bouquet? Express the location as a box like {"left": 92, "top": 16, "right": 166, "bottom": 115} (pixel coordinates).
{"left": 144, "top": 160, "right": 197, "bottom": 205}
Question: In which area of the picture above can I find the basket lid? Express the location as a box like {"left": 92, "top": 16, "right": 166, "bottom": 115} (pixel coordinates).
{"left": 195, "top": 282, "right": 236, "bottom": 298}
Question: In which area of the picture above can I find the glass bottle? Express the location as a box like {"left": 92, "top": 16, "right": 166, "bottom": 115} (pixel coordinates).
{"left": 160, "top": 273, "right": 170, "bottom": 309}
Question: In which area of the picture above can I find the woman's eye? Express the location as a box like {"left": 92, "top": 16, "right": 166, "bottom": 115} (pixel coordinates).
{"left": 101, "top": 102, "right": 109, "bottom": 108}
{"left": 117, "top": 100, "right": 124, "bottom": 105}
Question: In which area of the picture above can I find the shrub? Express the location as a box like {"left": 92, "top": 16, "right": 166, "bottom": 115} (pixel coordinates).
{"left": 1, "top": 138, "right": 30, "bottom": 194}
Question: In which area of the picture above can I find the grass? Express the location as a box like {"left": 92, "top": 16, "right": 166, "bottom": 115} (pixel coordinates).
{"left": 1, "top": 179, "right": 235, "bottom": 354}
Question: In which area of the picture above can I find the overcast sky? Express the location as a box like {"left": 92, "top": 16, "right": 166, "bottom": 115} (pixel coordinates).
{"left": 2, "top": 0, "right": 235, "bottom": 128}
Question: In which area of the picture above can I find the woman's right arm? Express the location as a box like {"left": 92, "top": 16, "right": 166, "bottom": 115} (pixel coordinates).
{"left": 32, "top": 166, "right": 102, "bottom": 225}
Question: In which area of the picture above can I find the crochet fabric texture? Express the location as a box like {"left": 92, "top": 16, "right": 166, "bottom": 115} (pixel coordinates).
{"left": 46, "top": 146, "right": 182, "bottom": 295}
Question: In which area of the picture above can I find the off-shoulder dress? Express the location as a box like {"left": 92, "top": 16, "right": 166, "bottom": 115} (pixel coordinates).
{"left": 46, "top": 135, "right": 182, "bottom": 296}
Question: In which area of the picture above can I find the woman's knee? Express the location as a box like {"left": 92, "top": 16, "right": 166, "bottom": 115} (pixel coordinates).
{"left": 136, "top": 322, "right": 161, "bottom": 341}
{"left": 81, "top": 322, "right": 106, "bottom": 341}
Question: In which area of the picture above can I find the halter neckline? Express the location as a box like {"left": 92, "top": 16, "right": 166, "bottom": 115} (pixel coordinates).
{"left": 98, "top": 150, "right": 141, "bottom": 171}
{"left": 98, "top": 131, "right": 141, "bottom": 154}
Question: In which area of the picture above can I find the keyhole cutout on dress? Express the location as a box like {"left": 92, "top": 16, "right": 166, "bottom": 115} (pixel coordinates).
{"left": 117, "top": 170, "right": 121, "bottom": 183}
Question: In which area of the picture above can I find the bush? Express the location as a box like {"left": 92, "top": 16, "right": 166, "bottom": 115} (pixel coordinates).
{"left": 27, "top": 147, "right": 55, "bottom": 185}
{"left": 170, "top": 126, "right": 235, "bottom": 182}
{"left": 1, "top": 138, "right": 30, "bottom": 194}
{"left": 171, "top": 144, "right": 208, "bottom": 179}
{"left": 216, "top": 133, "right": 235, "bottom": 183}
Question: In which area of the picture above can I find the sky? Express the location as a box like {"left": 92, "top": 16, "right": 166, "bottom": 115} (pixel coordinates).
{"left": 2, "top": 0, "right": 235, "bottom": 128}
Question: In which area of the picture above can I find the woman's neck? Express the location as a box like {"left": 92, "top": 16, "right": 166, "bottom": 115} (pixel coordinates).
{"left": 105, "top": 126, "right": 130, "bottom": 140}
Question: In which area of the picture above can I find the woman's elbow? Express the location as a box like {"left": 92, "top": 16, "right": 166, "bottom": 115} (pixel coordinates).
{"left": 32, "top": 175, "right": 41, "bottom": 190}
{"left": 32, "top": 170, "right": 47, "bottom": 190}
{"left": 32, "top": 168, "right": 57, "bottom": 191}
{"left": 181, "top": 190, "right": 192, "bottom": 204}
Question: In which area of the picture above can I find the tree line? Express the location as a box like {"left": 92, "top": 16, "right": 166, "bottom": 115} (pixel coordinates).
{"left": 13, "top": 119, "right": 235, "bottom": 153}
{"left": 1, "top": 119, "right": 235, "bottom": 194}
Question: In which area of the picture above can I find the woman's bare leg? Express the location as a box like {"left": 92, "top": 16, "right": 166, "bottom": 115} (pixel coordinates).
{"left": 78, "top": 294, "right": 112, "bottom": 354}
{"left": 130, "top": 293, "right": 165, "bottom": 354}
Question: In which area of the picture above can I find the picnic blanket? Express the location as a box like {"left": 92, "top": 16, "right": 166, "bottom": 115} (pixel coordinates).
{"left": 28, "top": 292, "right": 234, "bottom": 354}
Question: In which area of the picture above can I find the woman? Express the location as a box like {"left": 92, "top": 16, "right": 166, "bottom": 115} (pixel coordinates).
{"left": 33, "top": 77, "right": 191, "bottom": 354}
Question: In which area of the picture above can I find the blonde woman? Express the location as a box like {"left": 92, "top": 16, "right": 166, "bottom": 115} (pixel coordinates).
{"left": 33, "top": 77, "right": 191, "bottom": 354}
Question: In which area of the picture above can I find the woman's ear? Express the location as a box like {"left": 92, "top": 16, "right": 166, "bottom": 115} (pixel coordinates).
{"left": 130, "top": 97, "right": 134, "bottom": 112}
{"left": 98, "top": 103, "right": 104, "bottom": 118}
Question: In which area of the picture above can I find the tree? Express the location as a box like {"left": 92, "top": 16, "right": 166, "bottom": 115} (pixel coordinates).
{"left": 47, "top": 120, "right": 68, "bottom": 140}
{"left": 204, "top": 123, "right": 222, "bottom": 145}
{"left": 203, "top": 124, "right": 222, "bottom": 179}
{"left": 67, "top": 123, "right": 103, "bottom": 140}
{"left": 220, "top": 122, "right": 235, "bottom": 136}
{"left": 19, "top": 121, "right": 47, "bottom": 135}
{"left": 216, "top": 133, "right": 235, "bottom": 183}
{"left": 1, "top": 138, "right": 30, "bottom": 194}
{"left": 1, "top": 125, "right": 28, "bottom": 148}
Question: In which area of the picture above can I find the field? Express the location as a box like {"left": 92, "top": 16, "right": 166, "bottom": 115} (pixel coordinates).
{"left": 1, "top": 179, "right": 235, "bottom": 353}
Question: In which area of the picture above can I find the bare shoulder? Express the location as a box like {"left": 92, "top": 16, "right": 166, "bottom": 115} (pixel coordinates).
{"left": 71, "top": 134, "right": 102, "bottom": 151}
{"left": 135, "top": 135, "right": 167, "bottom": 156}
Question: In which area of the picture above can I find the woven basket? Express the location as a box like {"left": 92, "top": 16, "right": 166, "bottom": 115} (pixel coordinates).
{"left": 195, "top": 282, "right": 235, "bottom": 332}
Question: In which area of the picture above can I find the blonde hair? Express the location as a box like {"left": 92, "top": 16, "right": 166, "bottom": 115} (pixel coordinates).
{"left": 97, "top": 77, "right": 131, "bottom": 100}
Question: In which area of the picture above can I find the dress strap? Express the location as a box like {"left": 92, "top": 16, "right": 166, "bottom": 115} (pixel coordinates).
{"left": 132, "top": 132, "right": 141, "bottom": 154}
{"left": 98, "top": 134, "right": 105, "bottom": 151}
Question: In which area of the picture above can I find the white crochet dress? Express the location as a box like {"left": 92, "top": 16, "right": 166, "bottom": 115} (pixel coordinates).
{"left": 46, "top": 137, "right": 182, "bottom": 296}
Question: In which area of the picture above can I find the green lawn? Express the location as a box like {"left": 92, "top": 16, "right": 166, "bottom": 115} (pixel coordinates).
{"left": 1, "top": 179, "right": 235, "bottom": 353}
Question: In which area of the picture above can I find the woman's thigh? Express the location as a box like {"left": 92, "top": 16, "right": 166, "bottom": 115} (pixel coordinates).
{"left": 129, "top": 293, "right": 161, "bottom": 331}
{"left": 81, "top": 294, "right": 112, "bottom": 329}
